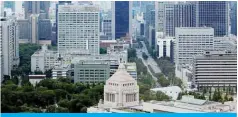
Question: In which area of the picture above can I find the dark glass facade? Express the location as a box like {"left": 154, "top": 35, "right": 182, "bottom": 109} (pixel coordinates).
{"left": 115, "top": 1, "right": 129, "bottom": 39}
{"left": 140, "top": 23, "right": 144, "bottom": 36}
{"left": 231, "top": 2, "right": 237, "bottom": 36}
{"left": 197, "top": 1, "right": 228, "bottom": 36}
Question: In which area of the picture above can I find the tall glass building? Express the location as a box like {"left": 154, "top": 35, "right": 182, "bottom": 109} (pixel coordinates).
{"left": 112, "top": 1, "right": 132, "bottom": 39}
{"left": 196, "top": 1, "right": 229, "bottom": 37}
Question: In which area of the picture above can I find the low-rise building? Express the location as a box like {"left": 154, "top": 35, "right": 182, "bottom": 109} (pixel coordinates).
{"left": 193, "top": 50, "right": 237, "bottom": 89}
{"left": 73, "top": 60, "right": 110, "bottom": 83}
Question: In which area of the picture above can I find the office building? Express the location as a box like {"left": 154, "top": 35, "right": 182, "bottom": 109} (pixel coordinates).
{"left": 156, "top": 32, "right": 175, "bottom": 62}
{"left": 145, "top": 4, "right": 155, "bottom": 39}
{"left": 73, "top": 60, "right": 110, "bottom": 83}
{"left": 102, "top": 18, "right": 112, "bottom": 39}
{"left": 193, "top": 50, "right": 237, "bottom": 88}
{"left": 57, "top": 5, "right": 100, "bottom": 55}
{"left": 24, "top": 1, "right": 50, "bottom": 19}
{"left": 214, "top": 36, "right": 237, "bottom": 51}
{"left": 29, "top": 14, "right": 39, "bottom": 44}
{"left": 112, "top": 1, "right": 132, "bottom": 39}
{"left": 230, "top": 2, "right": 237, "bottom": 36}
{"left": 140, "top": 23, "right": 144, "bottom": 36}
{"left": 39, "top": 19, "right": 52, "bottom": 40}
{"left": 55, "top": 1, "right": 72, "bottom": 45}
{"left": 17, "top": 19, "right": 30, "bottom": 43}
{"left": 164, "top": 2, "right": 196, "bottom": 36}
{"left": 125, "top": 62, "right": 137, "bottom": 80}
{"left": 1, "top": 1, "right": 4, "bottom": 17}
{"left": 31, "top": 45, "right": 58, "bottom": 73}
{"left": 1, "top": 17, "right": 19, "bottom": 76}
{"left": 175, "top": 27, "right": 214, "bottom": 66}
{"left": 149, "top": 26, "right": 156, "bottom": 49}
{"left": 196, "top": 1, "right": 229, "bottom": 37}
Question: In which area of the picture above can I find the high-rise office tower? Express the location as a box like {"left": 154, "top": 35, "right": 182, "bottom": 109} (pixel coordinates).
{"left": 196, "top": 1, "right": 229, "bottom": 37}
{"left": 145, "top": 4, "right": 155, "bottom": 39}
{"left": 57, "top": 5, "right": 100, "bottom": 55}
{"left": 24, "top": 1, "right": 50, "bottom": 19}
{"left": 164, "top": 2, "right": 196, "bottom": 36}
{"left": 39, "top": 19, "right": 52, "bottom": 40}
{"left": 1, "top": 17, "right": 19, "bottom": 76}
{"left": 111, "top": 1, "right": 132, "bottom": 40}
{"left": 230, "top": 1, "right": 237, "bottom": 36}
{"left": 55, "top": 1, "right": 72, "bottom": 45}
{"left": 175, "top": 27, "right": 214, "bottom": 66}
{"left": 1, "top": 1, "right": 4, "bottom": 17}
{"left": 29, "top": 14, "right": 39, "bottom": 44}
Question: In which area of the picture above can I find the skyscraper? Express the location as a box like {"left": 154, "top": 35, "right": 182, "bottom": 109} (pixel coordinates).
{"left": 164, "top": 2, "right": 196, "bottom": 36}
{"left": 111, "top": 1, "right": 132, "bottom": 40}
{"left": 145, "top": 4, "right": 155, "bottom": 39}
{"left": 57, "top": 5, "right": 100, "bottom": 55}
{"left": 55, "top": 1, "right": 72, "bottom": 45}
{"left": 24, "top": 1, "right": 50, "bottom": 19}
{"left": 196, "top": 1, "right": 229, "bottom": 37}
{"left": 29, "top": 14, "right": 39, "bottom": 44}
{"left": 1, "top": 17, "right": 19, "bottom": 76}
{"left": 230, "top": 2, "right": 237, "bottom": 36}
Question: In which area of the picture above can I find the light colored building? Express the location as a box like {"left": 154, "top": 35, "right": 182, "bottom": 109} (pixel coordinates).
{"left": 30, "top": 14, "right": 39, "bottom": 44}
{"left": 175, "top": 64, "right": 193, "bottom": 89}
{"left": 31, "top": 45, "right": 58, "bottom": 73}
{"left": 214, "top": 36, "right": 237, "bottom": 51}
{"left": 87, "top": 63, "right": 139, "bottom": 112}
{"left": 150, "top": 86, "right": 182, "bottom": 100}
{"left": 175, "top": 27, "right": 214, "bottom": 66}
{"left": 1, "top": 17, "right": 19, "bottom": 76}
{"left": 57, "top": 4, "right": 100, "bottom": 55}
{"left": 156, "top": 32, "right": 175, "bottom": 61}
{"left": 193, "top": 50, "right": 237, "bottom": 88}
{"left": 52, "top": 64, "right": 70, "bottom": 79}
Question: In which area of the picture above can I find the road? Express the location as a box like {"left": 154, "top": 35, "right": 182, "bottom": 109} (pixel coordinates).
{"left": 136, "top": 41, "right": 162, "bottom": 88}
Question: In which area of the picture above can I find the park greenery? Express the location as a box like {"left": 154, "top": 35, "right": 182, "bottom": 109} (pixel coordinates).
{"left": 100, "top": 48, "right": 107, "bottom": 54}
{"left": 2, "top": 77, "right": 104, "bottom": 113}
{"left": 142, "top": 52, "right": 148, "bottom": 60}
{"left": 11, "top": 44, "right": 41, "bottom": 76}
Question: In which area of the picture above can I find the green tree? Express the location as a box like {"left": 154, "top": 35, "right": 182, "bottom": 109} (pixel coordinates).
{"left": 142, "top": 52, "right": 148, "bottom": 60}
{"left": 100, "top": 48, "right": 107, "bottom": 54}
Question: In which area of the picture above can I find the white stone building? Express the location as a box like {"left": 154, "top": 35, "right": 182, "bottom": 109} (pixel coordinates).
{"left": 88, "top": 63, "right": 139, "bottom": 111}
{"left": 57, "top": 4, "right": 100, "bottom": 55}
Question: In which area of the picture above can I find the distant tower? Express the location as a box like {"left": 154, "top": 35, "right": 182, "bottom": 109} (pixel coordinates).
{"left": 111, "top": 1, "right": 132, "bottom": 40}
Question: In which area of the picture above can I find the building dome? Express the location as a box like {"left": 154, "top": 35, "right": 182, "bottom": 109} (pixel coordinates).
{"left": 107, "top": 63, "right": 135, "bottom": 82}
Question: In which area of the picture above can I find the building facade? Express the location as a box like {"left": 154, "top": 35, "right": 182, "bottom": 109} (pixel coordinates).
{"left": 196, "top": 1, "right": 229, "bottom": 37}
{"left": 29, "top": 14, "right": 39, "bottom": 44}
{"left": 112, "top": 1, "right": 132, "bottom": 39}
{"left": 74, "top": 61, "right": 110, "bottom": 83}
{"left": 193, "top": 50, "right": 237, "bottom": 88}
{"left": 57, "top": 5, "right": 100, "bottom": 55}
{"left": 175, "top": 27, "right": 214, "bottom": 66}
{"left": 1, "top": 17, "right": 19, "bottom": 76}
{"left": 164, "top": 2, "right": 196, "bottom": 36}
{"left": 102, "top": 19, "right": 112, "bottom": 39}
{"left": 39, "top": 19, "right": 52, "bottom": 40}
{"left": 24, "top": 1, "right": 50, "bottom": 19}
